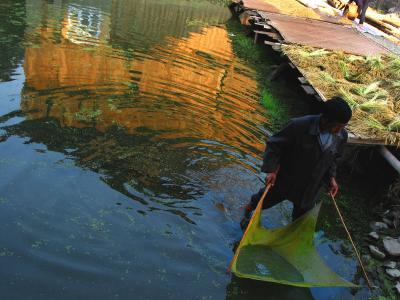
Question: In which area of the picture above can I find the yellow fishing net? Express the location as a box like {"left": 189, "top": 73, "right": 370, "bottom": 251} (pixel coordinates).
{"left": 230, "top": 190, "right": 357, "bottom": 288}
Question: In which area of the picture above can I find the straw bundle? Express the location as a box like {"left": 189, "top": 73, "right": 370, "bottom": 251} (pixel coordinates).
{"left": 283, "top": 44, "right": 400, "bottom": 146}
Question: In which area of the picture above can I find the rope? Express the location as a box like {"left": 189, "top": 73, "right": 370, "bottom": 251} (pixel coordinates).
{"left": 330, "top": 193, "right": 373, "bottom": 289}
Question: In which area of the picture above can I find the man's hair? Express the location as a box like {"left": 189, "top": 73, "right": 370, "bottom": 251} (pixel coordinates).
{"left": 322, "top": 97, "right": 352, "bottom": 123}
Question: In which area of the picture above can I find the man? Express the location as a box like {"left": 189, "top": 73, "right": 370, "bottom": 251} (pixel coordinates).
{"left": 346, "top": 0, "right": 370, "bottom": 24}
{"left": 241, "top": 97, "right": 352, "bottom": 228}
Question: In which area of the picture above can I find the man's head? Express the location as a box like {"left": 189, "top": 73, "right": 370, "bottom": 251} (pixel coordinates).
{"left": 320, "top": 97, "right": 352, "bottom": 134}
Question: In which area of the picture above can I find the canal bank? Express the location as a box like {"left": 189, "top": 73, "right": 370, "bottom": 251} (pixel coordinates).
{"left": 226, "top": 9, "right": 400, "bottom": 299}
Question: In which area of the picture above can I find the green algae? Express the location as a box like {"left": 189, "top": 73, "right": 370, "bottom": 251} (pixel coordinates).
{"left": 226, "top": 20, "right": 307, "bottom": 131}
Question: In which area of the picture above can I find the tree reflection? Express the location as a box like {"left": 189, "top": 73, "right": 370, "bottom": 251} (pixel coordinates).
{"left": 0, "top": 0, "right": 26, "bottom": 81}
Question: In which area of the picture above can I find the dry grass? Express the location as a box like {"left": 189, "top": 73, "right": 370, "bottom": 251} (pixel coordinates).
{"left": 260, "top": 0, "right": 321, "bottom": 19}
{"left": 283, "top": 44, "right": 400, "bottom": 146}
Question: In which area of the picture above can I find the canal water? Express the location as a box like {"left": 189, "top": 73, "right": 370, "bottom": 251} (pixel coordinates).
{"left": 0, "top": 0, "right": 368, "bottom": 299}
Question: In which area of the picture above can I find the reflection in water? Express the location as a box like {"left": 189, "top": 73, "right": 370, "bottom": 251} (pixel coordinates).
{"left": 0, "top": 0, "right": 26, "bottom": 81}
{"left": 22, "top": 21, "right": 266, "bottom": 155}
{"left": 18, "top": 14, "right": 267, "bottom": 222}
{"left": 18, "top": 4, "right": 267, "bottom": 222}
{"left": 4, "top": 118, "right": 244, "bottom": 224}
{"left": 109, "top": 0, "right": 231, "bottom": 50}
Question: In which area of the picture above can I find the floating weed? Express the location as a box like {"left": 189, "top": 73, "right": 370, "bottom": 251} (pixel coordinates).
{"left": 88, "top": 218, "right": 106, "bottom": 232}
{"left": 0, "top": 247, "right": 14, "bottom": 257}
{"left": 31, "top": 240, "right": 48, "bottom": 249}
{"left": 74, "top": 107, "right": 102, "bottom": 123}
{"left": 98, "top": 208, "right": 112, "bottom": 218}
{"left": 65, "top": 245, "right": 74, "bottom": 254}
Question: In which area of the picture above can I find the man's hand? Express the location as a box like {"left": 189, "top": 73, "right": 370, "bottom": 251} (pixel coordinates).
{"left": 329, "top": 177, "right": 339, "bottom": 197}
{"left": 265, "top": 173, "right": 277, "bottom": 187}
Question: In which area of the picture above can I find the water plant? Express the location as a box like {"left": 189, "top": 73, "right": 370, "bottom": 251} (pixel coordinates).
{"left": 261, "top": 89, "right": 289, "bottom": 129}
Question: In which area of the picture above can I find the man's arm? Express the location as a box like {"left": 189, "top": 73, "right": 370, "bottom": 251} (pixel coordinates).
{"left": 261, "top": 120, "right": 296, "bottom": 175}
{"left": 328, "top": 131, "right": 348, "bottom": 196}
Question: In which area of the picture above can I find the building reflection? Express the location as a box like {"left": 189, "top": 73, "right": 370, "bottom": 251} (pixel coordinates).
{"left": 22, "top": 0, "right": 266, "bottom": 154}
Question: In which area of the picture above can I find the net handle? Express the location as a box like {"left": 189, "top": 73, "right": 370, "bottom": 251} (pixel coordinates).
{"left": 227, "top": 184, "right": 272, "bottom": 273}
{"left": 330, "top": 193, "right": 373, "bottom": 289}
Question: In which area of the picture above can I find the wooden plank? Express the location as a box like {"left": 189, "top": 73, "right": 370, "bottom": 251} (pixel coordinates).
{"left": 272, "top": 44, "right": 282, "bottom": 52}
{"left": 253, "top": 30, "right": 270, "bottom": 35}
{"left": 298, "top": 77, "right": 308, "bottom": 84}
{"left": 264, "top": 32, "right": 282, "bottom": 41}
{"left": 264, "top": 40, "right": 282, "bottom": 52}
{"left": 301, "top": 85, "right": 316, "bottom": 95}
{"left": 348, "top": 136, "right": 386, "bottom": 146}
{"left": 264, "top": 40, "right": 281, "bottom": 46}
{"left": 347, "top": 132, "right": 386, "bottom": 146}
{"left": 314, "top": 87, "right": 327, "bottom": 101}
{"left": 254, "top": 23, "right": 272, "bottom": 30}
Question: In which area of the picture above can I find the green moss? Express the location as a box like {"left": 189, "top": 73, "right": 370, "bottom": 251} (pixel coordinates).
{"left": 226, "top": 19, "right": 306, "bottom": 131}
{"left": 261, "top": 89, "right": 289, "bottom": 131}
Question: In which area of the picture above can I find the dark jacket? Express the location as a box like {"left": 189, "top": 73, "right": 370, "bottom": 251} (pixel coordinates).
{"left": 261, "top": 115, "right": 347, "bottom": 209}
